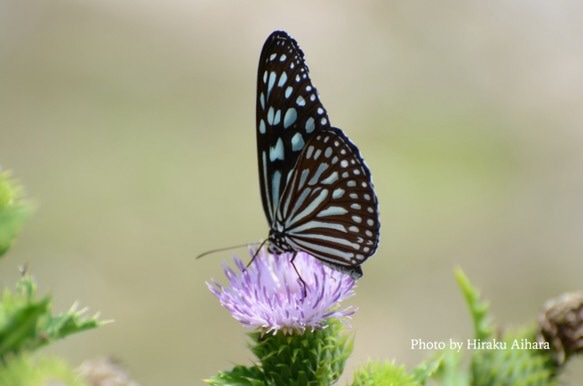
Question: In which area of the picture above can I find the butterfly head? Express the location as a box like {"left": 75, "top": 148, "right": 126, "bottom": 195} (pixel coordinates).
{"left": 267, "top": 229, "right": 294, "bottom": 255}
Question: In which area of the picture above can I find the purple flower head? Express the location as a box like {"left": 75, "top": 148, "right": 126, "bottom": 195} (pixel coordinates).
{"left": 207, "top": 249, "right": 357, "bottom": 334}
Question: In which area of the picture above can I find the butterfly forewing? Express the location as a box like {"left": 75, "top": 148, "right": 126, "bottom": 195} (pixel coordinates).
{"left": 256, "top": 31, "right": 331, "bottom": 225}
{"left": 275, "top": 127, "right": 380, "bottom": 273}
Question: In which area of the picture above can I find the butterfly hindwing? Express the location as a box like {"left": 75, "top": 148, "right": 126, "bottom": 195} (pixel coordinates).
{"left": 275, "top": 127, "right": 380, "bottom": 273}
{"left": 256, "top": 31, "right": 330, "bottom": 226}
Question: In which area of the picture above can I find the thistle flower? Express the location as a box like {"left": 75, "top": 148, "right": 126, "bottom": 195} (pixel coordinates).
{"left": 207, "top": 249, "right": 357, "bottom": 334}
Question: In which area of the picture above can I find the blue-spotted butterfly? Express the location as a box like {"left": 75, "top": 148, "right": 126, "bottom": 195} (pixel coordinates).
{"left": 257, "top": 31, "right": 380, "bottom": 279}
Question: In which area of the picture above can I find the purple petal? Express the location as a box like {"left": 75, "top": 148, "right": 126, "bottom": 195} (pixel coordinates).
{"left": 206, "top": 249, "right": 358, "bottom": 334}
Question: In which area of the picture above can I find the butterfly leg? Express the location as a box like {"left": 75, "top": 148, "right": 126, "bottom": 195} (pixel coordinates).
{"left": 244, "top": 239, "right": 269, "bottom": 271}
{"left": 289, "top": 252, "right": 308, "bottom": 298}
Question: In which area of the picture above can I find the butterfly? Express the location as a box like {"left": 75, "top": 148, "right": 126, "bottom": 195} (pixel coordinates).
{"left": 256, "top": 31, "right": 380, "bottom": 279}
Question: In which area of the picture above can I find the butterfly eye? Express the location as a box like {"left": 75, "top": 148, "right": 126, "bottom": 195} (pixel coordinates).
{"left": 256, "top": 31, "right": 379, "bottom": 277}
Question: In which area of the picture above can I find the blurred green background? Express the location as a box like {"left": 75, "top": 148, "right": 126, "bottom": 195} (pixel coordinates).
{"left": 1, "top": 1, "right": 582, "bottom": 384}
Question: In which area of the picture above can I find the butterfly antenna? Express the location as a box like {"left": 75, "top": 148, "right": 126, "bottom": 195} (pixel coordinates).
{"left": 196, "top": 243, "right": 252, "bottom": 260}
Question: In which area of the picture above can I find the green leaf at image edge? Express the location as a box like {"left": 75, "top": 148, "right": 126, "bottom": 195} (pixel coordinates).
{"left": 0, "top": 170, "right": 33, "bottom": 258}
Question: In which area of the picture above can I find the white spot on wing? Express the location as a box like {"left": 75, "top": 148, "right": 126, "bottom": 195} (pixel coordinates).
{"left": 308, "top": 163, "right": 329, "bottom": 185}
{"left": 262, "top": 151, "right": 273, "bottom": 220}
{"left": 269, "top": 138, "right": 285, "bottom": 161}
{"left": 314, "top": 149, "right": 322, "bottom": 160}
{"left": 278, "top": 72, "right": 288, "bottom": 87}
{"left": 289, "top": 238, "right": 356, "bottom": 262}
{"left": 289, "top": 189, "right": 329, "bottom": 224}
{"left": 298, "top": 169, "right": 310, "bottom": 189}
{"left": 267, "top": 72, "right": 277, "bottom": 98}
{"left": 271, "top": 170, "right": 281, "bottom": 213}
{"left": 283, "top": 108, "right": 297, "bottom": 129}
{"left": 291, "top": 132, "right": 304, "bottom": 152}
{"left": 273, "top": 109, "right": 281, "bottom": 126}
{"left": 332, "top": 188, "right": 345, "bottom": 199}
{"left": 321, "top": 171, "right": 339, "bottom": 185}
{"left": 316, "top": 206, "right": 348, "bottom": 217}
{"left": 259, "top": 119, "right": 266, "bottom": 134}
{"left": 305, "top": 117, "right": 315, "bottom": 133}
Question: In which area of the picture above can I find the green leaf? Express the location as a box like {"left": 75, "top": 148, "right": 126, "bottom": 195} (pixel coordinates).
{"left": 410, "top": 353, "right": 443, "bottom": 384}
{"left": 0, "top": 171, "right": 33, "bottom": 258}
{"left": 454, "top": 267, "right": 493, "bottom": 341}
{"left": 0, "top": 299, "right": 49, "bottom": 357}
{"left": 42, "top": 303, "right": 102, "bottom": 341}
{"left": 204, "top": 365, "right": 264, "bottom": 385}
{"left": 432, "top": 349, "right": 469, "bottom": 386}
{"left": 0, "top": 275, "right": 104, "bottom": 360}
{"left": 455, "top": 269, "right": 558, "bottom": 385}
{"left": 470, "top": 329, "right": 557, "bottom": 386}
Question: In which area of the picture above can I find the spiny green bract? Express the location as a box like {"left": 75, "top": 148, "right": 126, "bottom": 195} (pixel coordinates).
{"left": 206, "top": 318, "right": 353, "bottom": 386}
{"left": 0, "top": 171, "right": 32, "bottom": 258}
{"left": 351, "top": 360, "right": 418, "bottom": 386}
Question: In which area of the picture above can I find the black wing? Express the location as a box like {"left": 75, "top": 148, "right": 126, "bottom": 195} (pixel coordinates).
{"left": 256, "top": 31, "right": 331, "bottom": 227}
